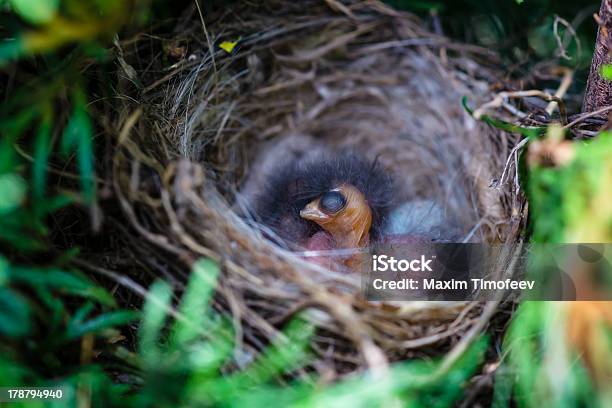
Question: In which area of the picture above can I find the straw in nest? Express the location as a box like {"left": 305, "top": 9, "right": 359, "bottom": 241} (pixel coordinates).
{"left": 102, "top": 0, "right": 529, "bottom": 375}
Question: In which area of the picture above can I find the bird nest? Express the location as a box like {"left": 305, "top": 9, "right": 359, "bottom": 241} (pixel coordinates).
{"left": 104, "top": 0, "right": 528, "bottom": 374}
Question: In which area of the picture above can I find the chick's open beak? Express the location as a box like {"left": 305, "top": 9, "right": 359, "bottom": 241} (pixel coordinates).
{"left": 299, "top": 200, "right": 330, "bottom": 223}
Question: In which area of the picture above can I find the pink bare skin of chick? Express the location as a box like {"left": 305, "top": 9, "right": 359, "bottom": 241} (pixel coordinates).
{"left": 299, "top": 184, "right": 370, "bottom": 270}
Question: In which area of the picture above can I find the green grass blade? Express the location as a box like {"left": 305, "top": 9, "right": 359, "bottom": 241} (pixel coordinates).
{"left": 139, "top": 280, "right": 173, "bottom": 363}
{"left": 66, "top": 310, "right": 139, "bottom": 341}
{"left": 0, "top": 288, "right": 31, "bottom": 337}
{"left": 171, "top": 258, "right": 220, "bottom": 346}
{"left": 32, "top": 110, "right": 52, "bottom": 201}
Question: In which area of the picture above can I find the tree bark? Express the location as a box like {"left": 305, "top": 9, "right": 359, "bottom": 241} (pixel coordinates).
{"left": 583, "top": 0, "right": 612, "bottom": 112}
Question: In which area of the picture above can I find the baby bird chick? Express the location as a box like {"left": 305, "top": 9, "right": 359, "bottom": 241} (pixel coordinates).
{"left": 253, "top": 152, "right": 394, "bottom": 267}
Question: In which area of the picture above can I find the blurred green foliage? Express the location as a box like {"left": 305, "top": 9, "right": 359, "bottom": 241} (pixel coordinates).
{"left": 494, "top": 127, "right": 612, "bottom": 407}
{"left": 8, "top": 0, "right": 59, "bottom": 25}
{"left": 494, "top": 302, "right": 601, "bottom": 408}
{"left": 389, "top": 0, "right": 598, "bottom": 97}
{"left": 0, "top": 0, "right": 146, "bottom": 63}
{"left": 0, "top": 3, "right": 124, "bottom": 389}
{"left": 389, "top": 0, "right": 596, "bottom": 63}
{"left": 528, "top": 131, "right": 612, "bottom": 243}
{"left": 457, "top": 3, "right": 612, "bottom": 405}
{"left": 0, "top": 0, "right": 145, "bottom": 401}
{"left": 0, "top": 255, "right": 488, "bottom": 408}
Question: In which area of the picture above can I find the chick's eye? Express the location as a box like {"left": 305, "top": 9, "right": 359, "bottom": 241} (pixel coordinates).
{"left": 320, "top": 191, "right": 346, "bottom": 214}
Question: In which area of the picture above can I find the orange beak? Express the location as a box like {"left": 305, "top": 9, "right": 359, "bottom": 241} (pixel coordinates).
{"left": 299, "top": 200, "right": 331, "bottom": 223}
{"left": 299, "top": 184, "right": 372, "bottom": 251}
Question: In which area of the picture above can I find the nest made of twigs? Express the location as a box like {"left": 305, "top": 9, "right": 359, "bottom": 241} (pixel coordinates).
{"left": 100, "top": 0, "right": 531, "bottom": 375}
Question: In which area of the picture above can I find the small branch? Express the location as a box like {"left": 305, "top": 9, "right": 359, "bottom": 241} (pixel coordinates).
{"left": 473, "top": 90, "right": 567, "bottom": 125}
{"left": 563, "top": 104, "right": 612, "bottom": 129}
{"left": 546, "top": 68, "right": 574, "bottom": 116}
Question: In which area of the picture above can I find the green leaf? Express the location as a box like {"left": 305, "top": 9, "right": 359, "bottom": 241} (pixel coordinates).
{"left": 9, "top": 0, "right": 59, "bottom": 24}
{"left": 219, "top": 38, "right": 240, "bottom": 54}
{"left": 234, "top": 318, "right": 314, "bottom": 387}
{"left": 140, "top": 280, "right": 173, "bottom": 361}
{"left": 0, "top": 38, "right": 25, "bottom": 66}
{"left": 35, "top": 193, "right": 74, "bottom": 215}
{"left": 71, "top": 301, "right": 96, "bottom": 325}
{"left": 492, "top": 366, "right": 514, "bottom": 408}
{"left": 32, "top": 111, "right": 52, "bottom": 200}
{"left": 0, "top": 256, "right": 9, "bottom": 286}
{"left": 0, "top": 173, "right": 26, "bottom": 214}
{"left": 61, "top": 91, "right": 96, "bottom": 203}
{"left": 601, "top": 64, "right": 612, "bottom": 81}
{"left": 32, "top": 283, "right": 65, "bottom": 331}
{"left": 172, "top": 259, "right": 219, "bottom": 346}
{"left": 186, "top": 329, "right": 234, "bottom": 374}
{"left": 66, "top": 310, "right": 139, "bottom": 340}
{"left": 462, "top": 96, "right": 543, "bottom": 138}
{"left": 0, "top": 222, "right": 44, "bottom": 251}
{"left": 0, "top": 288, "right": 31, "bottom": 337}
{"left": 8, "top": 267, "right": 116, "bottom": 306}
